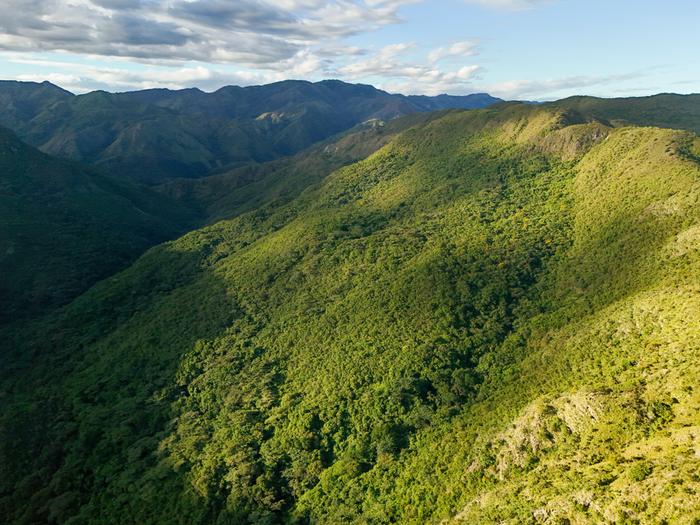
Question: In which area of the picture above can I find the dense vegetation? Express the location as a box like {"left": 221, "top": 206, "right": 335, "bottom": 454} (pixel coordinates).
{"left": 0, "top": 80, "right": 501, "bottom": 183}
{"left": 157, "top": 113, "right": 440, "bottom": 223}
{"left": 549, "top": 93, "right": 700, "bottom": 134}
{"left": 0, "top": 125, "right": 196, "bottom": 324}
{"left": 0, "top": 110, "right": 435, "bottom": 325}
{"left": 1, "top": 100, "right": 699, "bottom": 524}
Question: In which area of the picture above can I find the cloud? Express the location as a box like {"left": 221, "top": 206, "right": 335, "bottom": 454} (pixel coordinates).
{"left": 482, "top": 71, "right": 647, "bottom": 99}
{"left": 0, "top": 0, "right": 493, "bottom": 95}
{"left": 0, "top": 0, "right": 415, "bottom": 66}
{"left": 338, "top": 43, "right": 415, "bottom": 77}
{"left": 6, "top": 55, "right": 653, "bottom": 100}
{"left": 5, "top": 33, "right": 483, "bottom": 96}
{"left": 167, "top": 1, "right": 298, "bottom": 32}
{"left": 5, "top": 52, "right": 291, "bottom": 93}
{"left": 338, "top": 43, "right": 481, "bottom": 95}
{"left": 463, "top": 0, "right": 553, "bottom": 10}
{"left": 428, "top": 41, "right": 478, "bottom": 63}
{"left": 13, "top": 62, "right": 280, "bottom": 93}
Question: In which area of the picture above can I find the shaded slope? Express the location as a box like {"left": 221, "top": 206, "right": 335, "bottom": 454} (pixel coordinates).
{"left": 1, "top": 104, "right": 699, "bottom": 524}
{"left": 0, "top": 80, "right": 72, "bottom": 130}
{"left": 0, "top": 126, "right": 197, "bottom": 324}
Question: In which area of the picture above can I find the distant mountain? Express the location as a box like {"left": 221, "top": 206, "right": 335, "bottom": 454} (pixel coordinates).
{"left": 406, "top": 92, "right": 503, "bottom": 111}
{"left": 0, "top": 126, "right": 196, "bottom": 323}
{"left": 2, "top": 99, "right": 699, "bottom": 524}
{"left": 0, "top": 80, "right": 73, "bottom": 130}
{"left": 0, "top": 79, "right": 503, "bottom": 183}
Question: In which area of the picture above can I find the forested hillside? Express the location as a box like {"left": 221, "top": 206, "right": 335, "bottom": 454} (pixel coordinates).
{"left": 1, "top": 101, "right": 698, "bottom": 524}
{"left": 0, "top": 111, "right": 438, "bottom": 324}
{"left": 0, "top": 126, "right": 196, "bottom": 323}
{"left": 549, "top": 93, "right": 700, "bottom": 134}
{"left": 0, "top": 80, "right": 501, "bottom": 183}
{"left": 157, "top": 112, "right": 440, "bottom": 223}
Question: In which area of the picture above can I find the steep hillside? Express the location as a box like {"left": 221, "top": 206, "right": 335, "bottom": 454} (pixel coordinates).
{"left": 0, "top": 126, "right": 196, "bottom": 324}
{"left": 1, "top": 104, "right": 699, "bottom": 524}
{"left": 0, "top": 80, "right": 502, "bottom": 183}
{"left": 157, "top": 112, "right": 441, "bottom": 223}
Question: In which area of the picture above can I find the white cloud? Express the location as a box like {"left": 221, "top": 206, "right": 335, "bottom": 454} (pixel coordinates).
{"left": 12, "top": 59, "right": 281, "bottom": 93}
{"left": 46, "top": 67, "right": 637, "bottom": 100}
{"left": 463, "top": 0, "right": 554, "bottom": 10}
{"left": 0, "top": 0, "right": 416, "bottom": 66}
{"left": 0, "top": 0, "right": 497, "bottom": 96}
{"left": 0, "top": 0, "right": 503, "bottom": 95}
{"left": 338, "top": 43, "right": 415, "bottom": 77}
{"left": 338, "top": 43, "right": 481, "bottom": 95}
{"left": 4, "top": 35, "right": 484, "bottom": 95}
{"left": 481, "top": 72, "right": 647, "bottom": 99}
{"left": 428, "top": 41, "right": 478, "bottom": 63}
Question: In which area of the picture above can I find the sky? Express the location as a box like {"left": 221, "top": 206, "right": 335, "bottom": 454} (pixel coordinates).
{"left": 0, "top": 0, "right": 698, "bottom": 99}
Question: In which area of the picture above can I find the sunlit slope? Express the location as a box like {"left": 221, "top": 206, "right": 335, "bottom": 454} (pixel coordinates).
{"left": 1, "top": 104, "right": 699, "bottom": 524}
{"left": 156, "top": 112, "right": 440, "bottom": 223}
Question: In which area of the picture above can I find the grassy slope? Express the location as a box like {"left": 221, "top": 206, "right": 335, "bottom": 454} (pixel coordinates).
{"left": 0, "top": 126, "right": 197, "bottom": 324}
{"left": 1, "top": 104, "right": 699, "bottom": 524}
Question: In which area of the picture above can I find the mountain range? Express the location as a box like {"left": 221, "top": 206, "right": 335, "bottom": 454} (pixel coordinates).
{"left": 0, "top": 80, "right": 502, "bottom": 183}
{"left": 0, "top": 81, "right": 699, "bottom": 524}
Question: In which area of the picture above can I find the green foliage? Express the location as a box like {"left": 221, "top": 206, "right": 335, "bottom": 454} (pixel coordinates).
{"left": 628, "top": 462, "right": 653, "bottom": 482}
{"left": 156, "top": 112, "right": 440, "bottom": 223}
{"left": 2, "top": 101, "right": 700, "bottom": 524}
{"left": 550, "top": 93, "right": 700, "bottom": 134}
{"left": 0, "top": 126, "right": 197, "bottom": 324}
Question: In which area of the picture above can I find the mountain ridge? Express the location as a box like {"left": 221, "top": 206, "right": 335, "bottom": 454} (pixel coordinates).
{"left": 0, "top": 79, "right": 503, "bottom": 183}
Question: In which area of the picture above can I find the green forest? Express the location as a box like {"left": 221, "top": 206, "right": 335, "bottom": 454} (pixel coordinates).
{"left": 1, "top": 97, "right": 700, "bottom": 524}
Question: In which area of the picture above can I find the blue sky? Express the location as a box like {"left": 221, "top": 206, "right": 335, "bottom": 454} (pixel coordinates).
{"left": 0, "top": 0, "right": 697, "bottom": 99}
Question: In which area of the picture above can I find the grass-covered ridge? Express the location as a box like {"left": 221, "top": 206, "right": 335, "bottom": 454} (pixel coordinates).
{"left": 1, "top": 103, "right": 699, "bottom": 524}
